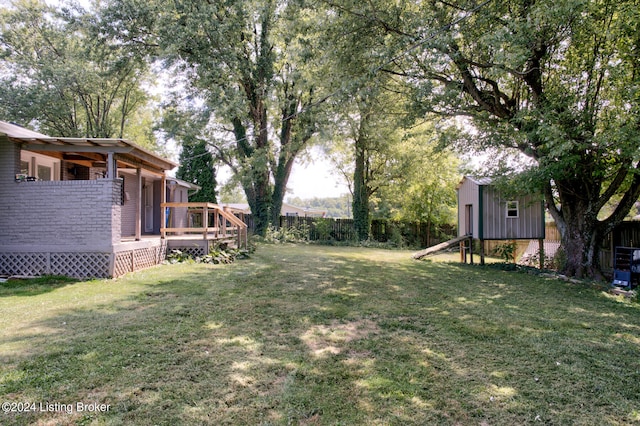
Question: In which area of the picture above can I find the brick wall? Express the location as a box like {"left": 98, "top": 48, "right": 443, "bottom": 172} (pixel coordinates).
{"left": 0, "top": 136, "right": 20, "bottom": 182}
{"left": 0, "top": 179, "right": 122, "bottom": 252}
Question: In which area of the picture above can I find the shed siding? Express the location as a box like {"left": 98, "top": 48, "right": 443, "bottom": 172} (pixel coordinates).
{"left": 457, "top": 176, "right": 545, "bottom": 240}
{"left": 481, "top": 186, "right": 544, "bottom": 240}
{"left": 457, "top": 178, "right": 479, "bottom": 237}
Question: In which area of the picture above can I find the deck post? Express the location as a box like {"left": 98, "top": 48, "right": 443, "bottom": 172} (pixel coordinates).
{"left": 538, "top": 238, "right": 545, "bottom": 270}
{"left": 135, "top": 167, "right": 142, "bottom": 241}
{"left": 161, "top": 175, "right": 167, "bottom": 239}
{"left": 214, "top": 206, "right": 219, "bottom": 237}
{"left": 106, "top": 152, "right": 117, "bottom": 179}
{"left": 203, "top": 204, "right": 209, "bottom": 239}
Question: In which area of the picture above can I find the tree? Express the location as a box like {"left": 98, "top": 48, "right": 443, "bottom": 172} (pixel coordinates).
{"left": 324, "top": 0, "right": 640, "bottom": 278}
{"left": 0, "top": 0, "right": 152, "bottom": 143}
{"left": 102, "top": 0, "right": 326, "bottom": 235}
{"left": 176, "top": 140, "right": 217, "bottom": 203}
{"left": 377, "top": 124, "right": 459, "bottom": 229}
{"left": 160, "top": 103, "right": 217, "bottom": 203}
{"left": 326, "top": 88, "right": 410, "bottom": 240}
{"left": 317, "top": 1, "right": 415, "bottom": 240}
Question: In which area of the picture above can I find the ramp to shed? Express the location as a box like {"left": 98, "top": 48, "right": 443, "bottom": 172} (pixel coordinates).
{"left": 412, "top": 235, "right": 469, "bottom": 260}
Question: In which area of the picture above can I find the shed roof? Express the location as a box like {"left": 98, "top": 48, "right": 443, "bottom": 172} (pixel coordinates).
{"left": 0, "top": 121, "right": 177, "bottom": 174}
{"left": 456, "top": 176, "right": 493, "bottom": 189}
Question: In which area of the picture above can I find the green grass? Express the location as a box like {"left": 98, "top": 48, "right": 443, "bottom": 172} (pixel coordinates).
{"left": 1, "top": 244, "right": 639, "bottom": 425}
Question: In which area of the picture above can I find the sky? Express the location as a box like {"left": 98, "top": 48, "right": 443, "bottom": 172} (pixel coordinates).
{"left": 286, "top": 147, "right": 349, "bottom": 199}
{"left": 208, "top": 146, "right": 349, "bottom": 202}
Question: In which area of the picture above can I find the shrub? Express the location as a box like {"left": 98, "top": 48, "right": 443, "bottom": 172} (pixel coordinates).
{"left": 313, "top": 218, "right": 333, "bottom": 241}
{"left": 494, "top": 241, "right": 517, "bottom": 263}
{"left": 166, "top": 247, "right": 251, "bottom": 265}
{"left": 263, "top": 224, "right": 310, "bottom": 243}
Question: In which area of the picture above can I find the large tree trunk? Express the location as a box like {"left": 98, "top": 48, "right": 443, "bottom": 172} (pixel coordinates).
{"left": 247, "top": 176, "right": 271, "bottom": 237}
{"left": 544, "top": 159, "right": 640, "bottom": 279}
{"left": 271, "top": 157, "right": 295, "bottom": 226}
{"left": 554, "top": 211, "right": 603, "bottom": 279}
{"left": 353, "top": 138, "right": 369, "bottom": 241}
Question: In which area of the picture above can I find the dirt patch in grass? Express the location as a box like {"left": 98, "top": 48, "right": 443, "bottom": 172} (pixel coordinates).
{"left": 301, "top": 319, "right": 380, "bottom": 357}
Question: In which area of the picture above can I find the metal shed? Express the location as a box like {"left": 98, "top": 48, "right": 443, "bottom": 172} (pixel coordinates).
{"left": 457, "top": 176, "right": 546, "bottom": 265}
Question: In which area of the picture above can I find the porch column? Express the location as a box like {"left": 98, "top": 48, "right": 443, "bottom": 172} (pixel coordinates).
{"left": 161, "top": 174, "right": 167, "bottom": 239}
{"left": 135, "top": 167, "right": 142, "bottom": 241}
{"left": 106, "top": 152, "right": 117, "bottom": 179}
{"left": 203, "top": 204, "right": 209, "bottom": 239}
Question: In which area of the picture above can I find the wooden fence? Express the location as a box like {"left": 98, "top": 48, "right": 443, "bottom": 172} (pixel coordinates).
{"left": 244, "top": 214, "right": 640, "bottom": 270}
{"left": 244, "top": 214, "right": 456, "bottom": 247}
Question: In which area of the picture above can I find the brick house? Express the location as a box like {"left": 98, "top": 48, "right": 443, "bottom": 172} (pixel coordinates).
{"left": 0, "top": 121, "right": 246, "bottom": 278}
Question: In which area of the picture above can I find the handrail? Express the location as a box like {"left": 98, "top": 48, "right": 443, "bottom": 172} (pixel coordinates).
{"left": 160, "top": 202, "right": 248, "bottom": 248}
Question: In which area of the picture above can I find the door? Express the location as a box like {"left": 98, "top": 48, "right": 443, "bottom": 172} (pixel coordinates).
{"left": 465, "top": 204, "right": 473, "bottom": 236}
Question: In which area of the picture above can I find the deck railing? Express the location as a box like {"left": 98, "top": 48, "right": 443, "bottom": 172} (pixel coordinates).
{"left": 161, "top": 202, "right": 248, "bottom": 249}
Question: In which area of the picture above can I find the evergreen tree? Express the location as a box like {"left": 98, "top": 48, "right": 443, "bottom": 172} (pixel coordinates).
{"left": 176, "top": 140, "right": 217, "bottom": 203}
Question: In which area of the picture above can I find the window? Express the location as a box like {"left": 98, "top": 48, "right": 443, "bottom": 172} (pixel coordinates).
{"left": 506, "top": 201, "right": 519, "bottom": 218}
{"left": 37, "top": 165, "right": 51, "bottom": 181}
{"left": 20, "top": 151, "right": 60, "bottom": 181}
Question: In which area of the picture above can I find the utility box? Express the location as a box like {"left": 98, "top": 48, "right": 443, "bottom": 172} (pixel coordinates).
{"left": 612, "top": 247, "right": 640, "bottom": 289}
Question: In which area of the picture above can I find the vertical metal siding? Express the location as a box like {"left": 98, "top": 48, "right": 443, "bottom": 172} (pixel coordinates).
{"left": 481, "top": 187, "right": 543, "bottom": 239}
{"left": 457, "top": 177, "right": 480, "bottom": 238}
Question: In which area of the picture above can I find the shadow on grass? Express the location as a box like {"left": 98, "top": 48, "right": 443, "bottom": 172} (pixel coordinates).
{"left": 1, "top": 246, "right": 640, "bottom": 425}
{"left": 0, "top": 275, "right": 77, "bottom": 298}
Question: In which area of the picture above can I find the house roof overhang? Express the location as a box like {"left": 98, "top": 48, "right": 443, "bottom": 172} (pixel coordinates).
{"left": 0, "top": 121, "right": 177, "bottom": 174}
{"left": 167, "top": 177, "right": 201, "bottom": 192}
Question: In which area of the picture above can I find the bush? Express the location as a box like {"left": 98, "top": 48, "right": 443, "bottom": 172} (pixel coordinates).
{"left": 166, "top": 246, "right": 251, "bottom": 265}
{"left": 263, "top": 224, "right": 310, "bottom": 244}
{"left": 494, "top": 241, "right": 517, "bottom": 263}
{"left": 313, "top": 218, "right": 333, "bottom": 241}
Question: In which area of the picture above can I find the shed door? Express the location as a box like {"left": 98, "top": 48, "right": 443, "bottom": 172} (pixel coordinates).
{"left": 465, "top": 204, "right": 473, "bottom": 236}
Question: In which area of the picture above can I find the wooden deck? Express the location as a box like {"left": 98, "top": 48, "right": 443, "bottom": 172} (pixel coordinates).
{"left": 160, "top": 202, "right": 248, "bottom": 250}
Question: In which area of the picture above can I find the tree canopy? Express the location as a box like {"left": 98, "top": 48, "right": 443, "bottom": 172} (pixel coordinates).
{"left": 101, "top": 0, "right": 330, "bottom": 235}
{"left": 0, "top": 0, "right": 153, "bottom": 144}
{"left": 320, "top": 0, "right": 640, "bottom": 277}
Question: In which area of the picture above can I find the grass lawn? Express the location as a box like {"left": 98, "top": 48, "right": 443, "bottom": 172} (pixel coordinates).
{"left": 1, "top": 244, "right": 639, "bottom": 425}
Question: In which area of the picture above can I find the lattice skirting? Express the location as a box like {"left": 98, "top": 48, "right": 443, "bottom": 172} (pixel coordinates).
{"left": 170, "top": 246, "right": 206, "bottom": 258}
{"left": 1, "top": 242, "right": 168, "bottom": 279}
{"left": 113, "top": 242, "right": 167, "bottom": 278}
{"left": 0, "top": 252, "right": 111, "bottom": 278}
